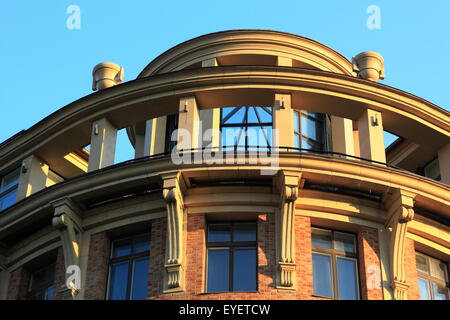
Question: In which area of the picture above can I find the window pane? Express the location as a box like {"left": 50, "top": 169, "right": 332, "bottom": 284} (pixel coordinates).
{"left": 233, "top": 248, "right": 256, "bottom": 292}
{"left": 46, "top": 285, "right": 53, "bottom": 300}
{"left": 134, "top": 236, "right": 150, "bottom": 254}
{"left": 418, "top": 278, "right": 431, "bottom": 300}
{"left": 112, "top": 241, "right": 131, "bottom": 258}
{"left": 334, "top": 232, "right": 356, "bottom": 253}
{"left": 109, "top": 262, "right": 129, "bottom": 300}
{"left": 311, "top": 228, "right": 332, "bottom": 249}
{"left": 130, "top": 257, "right": 149, "bottom": 300}
{"left": 233, "top": 223, "right": 256, "bottom": 242}
{"left": 0, "top": 188, "right": 18, "bottom": 211}
{"left": 430, "top": 259, "right": 447, "bottom": 281}
{"left": 207, "top": 249, "right": 229, "bottom": 292}
{"left": 337, "top": 258, "right": 358, "bottom": 300}
{"left": 432, "top": 282, "right": 448, "bottom": 300}
{"left": 301, "top": 116, "right": 322, "bottom": 142}
{"left": 254, "top": 107, "right": 272, "bottom": 123}
{"left": 222, "top": 107, "right": 245, "bottom": 124}
{"left": 208, "top": 224, "right": 231, "bottom": 242}
{"left": 1, "top": 168, "right": 20, "bottom": 192}
{"left": 294, "top": 133, "right": 300, "bottom": 149}
{"left": 415, "top": 254, "right": 428, "bottom": 274}
{"left": 294, "top": 111, "right": 300, "bottom": 132}
{"left": 301, "top": 137, "right": 322, "bottom": 151}
{"left": 312, "top": 253, "right": 333, "bottom": 298}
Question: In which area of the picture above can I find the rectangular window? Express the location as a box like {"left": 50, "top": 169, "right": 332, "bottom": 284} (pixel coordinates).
{"left": 0, "top": 167, "right": 20, "bottom": 211}
{"left": 206, "top": 222, "right": 257, "bottom": 293}
{"left": 27, "top": 263, "right": 56, "bottom": 300}
{"left": 106, "top": 234, "right": 150, "bottom": 300}
{"left": 416, "top": 252, "right": 449, "bottom": 300}
{"left": 294, "top": 111, "right": 326, "bottom": 152}
{"left": 311, "top": 227, "right": 359, "bottom": 299}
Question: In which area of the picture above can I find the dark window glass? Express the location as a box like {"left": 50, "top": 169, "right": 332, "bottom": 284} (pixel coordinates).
{"left": 207, "top": 249, "right": 230, "bottom": 292}
{"left": 165, "top": 113, "right": 179, "bottom": 153}
{"left": 416, "top": 252, "right": 449, "bottom": 300}
{"left": 107, "top": 234, "right": 150, "bottom": 300}
{"left": 312, "top": 253, "right": 333, "bottom": 298}
{"left": 221, "top": 106, "right": 272, "bottom": 151}
{"left": 0, "top": 167, "right": 20, "bottom": 212}
{"left": 311, "top": 227, "right": 359, "bottom": 300}
{"left": 336, "top": 258, "right": 358, "bottom": 300}
{"left": 206, "top": 222, "right": 257, "bottom": 293}
{"left": 233, "top": 248, "right": 257, "bottom": 292}
{"left": 27, "top": 263, "right": 56, "bottom": 300}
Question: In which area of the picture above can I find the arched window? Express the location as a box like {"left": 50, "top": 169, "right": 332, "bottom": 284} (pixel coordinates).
{"left": 220, "top": 106, "right": 273, "bottom": 151}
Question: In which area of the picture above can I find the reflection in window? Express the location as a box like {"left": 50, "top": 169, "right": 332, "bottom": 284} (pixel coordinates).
{"left": 221, "top": 107, "right": 272, "bottom": 151}
{"left": 206, "top": 222, "right": 257, "bottom": 293}
{"left": 107, "top": 234, "right": 150, "bottom": 300}
{"left": 416, "top": 252, "right": 449, "bottom": 300}
{"left": 294, "top": 111, "right": 327, "bottom": 152}
{"left": 0, "top": 167, "right": 20, "bottom": 211}
{"left": 311, "top": 227, "right": 359, "bottom": 299}
{"left": 27, "top": 263, "right": 56, "bottom": 300}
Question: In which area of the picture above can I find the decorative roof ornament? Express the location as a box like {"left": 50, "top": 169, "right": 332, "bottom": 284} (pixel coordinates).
{"left": 92, "top": 62, "right": 124, "bottom": 91}
{"left": 352, "top": 51, "right": 385, "bottom": 82}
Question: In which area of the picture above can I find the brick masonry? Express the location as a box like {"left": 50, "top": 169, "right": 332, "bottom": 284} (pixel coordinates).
{"left": 404, "top": 237, "right": 420, "bottom": 300}
{"left": 147, "top": 214, "right": 395, "bottom": 300}
{"left": 7, "top": 266, "right": 29, "bottom": 300}
{"left": 84, "top": 231, "right": 110, "bottom": 300}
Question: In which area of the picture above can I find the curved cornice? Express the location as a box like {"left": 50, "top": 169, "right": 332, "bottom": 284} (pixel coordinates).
{"left": 0, "top": 66, "right": 449, "bottom": 174}
{"left": 0, "top": 153, "right": 448, "bottom": 242}
{"left": 138, "top": 29, "right": 355, "bottom": 77}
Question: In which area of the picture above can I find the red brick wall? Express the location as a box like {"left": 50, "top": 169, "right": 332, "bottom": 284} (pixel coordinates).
{"left": 358, "top": 227, "right": 383, "bottom": 300}
{"left": 149, "top": 213, "right": 321, "bottom": 300}
{"left": 7, "top": 266, "right": 29, "bottom": 300}
{"left": 51, "top": 246, "right": 67, "bottom": 300}
{"left": 404, "top": 237, "right": 420, "bottom": 300}
{"left": 148, "top": 217, "right": 167, "bottom": 297}
{"left": 84, "top": 232, "right": 110, "bottom": 300}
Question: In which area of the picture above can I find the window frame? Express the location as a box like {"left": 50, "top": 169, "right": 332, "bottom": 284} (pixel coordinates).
{"left": 165, "top": 113, "right": 179, "bottom": 154}
{"left": 311, "top": 226, "right": 360, "bottom": 300}
{"left": 220, "top": 106, "right": 273, "bottom": 151}
{"left": 105, "top": 233, "right": 151, "bottom": 300}
{"left": 415, "top": 251, "right": 449, "bottom": 300}
{"left": 0, "top": 167, "right": 21, "bottom": 212}
{"left": 294, "top": 111, "right": 327, "bottom": 152}
{"left": 27, "top": 263, "right": 56, "bottom": 300}
{"left": 205, "top": 221, "right": 258, "bottom": 293}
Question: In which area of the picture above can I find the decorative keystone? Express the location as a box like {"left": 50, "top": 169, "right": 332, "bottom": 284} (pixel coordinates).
{"left": 92, "top": 62, "right": 124, "bottom": 91}
{"left": 352, "top": 51, "right": 385, "bottom": 82}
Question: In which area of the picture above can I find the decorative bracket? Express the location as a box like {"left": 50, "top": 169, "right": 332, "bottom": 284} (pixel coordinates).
{"left": 51, "top": 198, "right": 83, "bottom": 298}
{"left": 384, "top": 189, "right": 415, "bottom": 300}
{"left": 162, "top": 172, "right": 185, "bottom": 291}
{"left": 277, "top": 172, "right": 301, "bottom": 288}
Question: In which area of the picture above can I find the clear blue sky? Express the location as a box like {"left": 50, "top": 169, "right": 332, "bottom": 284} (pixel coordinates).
{"left": 1, "top": 1, "right": 449, "bottom": 163}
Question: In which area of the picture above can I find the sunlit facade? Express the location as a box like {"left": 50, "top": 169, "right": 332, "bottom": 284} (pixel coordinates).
{"left": 0, "top": 30, "right": 448, "bottom": 300}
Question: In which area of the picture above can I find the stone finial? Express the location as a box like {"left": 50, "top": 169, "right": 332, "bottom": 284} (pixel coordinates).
{"left": 352, "top": 51, "right": 385, "bottom": 82}
{"left": 92, "top": 62, "right": 124, "bottom": 91}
